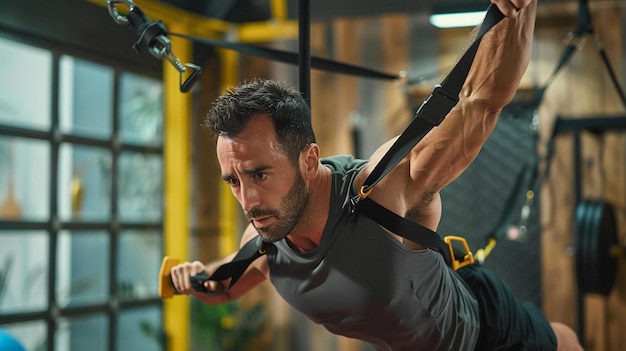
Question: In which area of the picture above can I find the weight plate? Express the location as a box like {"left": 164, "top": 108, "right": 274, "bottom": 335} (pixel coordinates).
{"left": 575, "top": 200, "right": 619, "bottom": 296}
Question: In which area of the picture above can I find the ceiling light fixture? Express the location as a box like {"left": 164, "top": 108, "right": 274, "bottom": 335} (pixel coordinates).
{"left": 429, "top": 10, "right": 487, "bottom": 28}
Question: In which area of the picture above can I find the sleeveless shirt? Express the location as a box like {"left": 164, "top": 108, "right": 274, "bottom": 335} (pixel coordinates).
{"left": 266, "top": 155, "right": 480, "bottom": 351}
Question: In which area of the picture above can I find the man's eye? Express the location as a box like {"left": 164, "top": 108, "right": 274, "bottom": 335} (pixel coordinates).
{"left": 226, "top": 178, "right": 239, "bottom": 186}
{"left": 255, "top": 173, "right": 268, "bottom": 180}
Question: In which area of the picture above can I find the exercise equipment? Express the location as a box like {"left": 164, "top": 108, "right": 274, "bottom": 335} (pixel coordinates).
{"left": 158, "top": 256, "right": 180, "bottom": 298}
{"left": 159, "top": 235, "right": 269, "bottom": 298}
{"left": 575, "top": 200, "right": 623, "bottom": 296}
{"left": 551, "top": 116, "right": 626, "bottom": 342}
{"left": 107, "top": 0, "right": 203, "bottom": 92}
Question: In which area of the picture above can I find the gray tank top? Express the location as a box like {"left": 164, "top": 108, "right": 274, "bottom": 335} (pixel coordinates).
{"left": 266, "top": 155, "right": 480, "bottom": 351}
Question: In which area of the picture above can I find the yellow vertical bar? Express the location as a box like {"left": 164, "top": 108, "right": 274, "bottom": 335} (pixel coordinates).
{"left": 217, "top": 48, "right": 240, "bottom": 257}
{"left": 163, "top": 22, "right": 191, "bottom": 351}
{"left": 270, "top": 0, "right": 288, "bottom": 20}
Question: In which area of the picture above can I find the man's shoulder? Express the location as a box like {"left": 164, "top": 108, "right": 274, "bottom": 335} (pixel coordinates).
{"left": 321, "top": 155, "right": 367, "bottom": 174}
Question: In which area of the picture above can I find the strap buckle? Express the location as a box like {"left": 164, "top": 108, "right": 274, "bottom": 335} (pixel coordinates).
{"left": 443, "top": 235, "right": 475, "bottom": 271}
{"left": 415, "top": 85, "right": 459, "bottom": 126}
{"left": 563, "top": 32, "right": 587, "bottom": 50}
{"left": 358, "top": 185, "right": 372, "bottom": 199}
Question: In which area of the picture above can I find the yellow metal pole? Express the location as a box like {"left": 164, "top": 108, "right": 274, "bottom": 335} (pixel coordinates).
{"left": 237, "top": 20, "right": 299, "bottom": 43}
{"left": 270, "top": 0, "right": 288, "bottom": 20}
{"left": 217, "top": 48, "right": 241, "bottom": 257}
{"left": 163, "top": 21, "right": 191, "bottom": 351}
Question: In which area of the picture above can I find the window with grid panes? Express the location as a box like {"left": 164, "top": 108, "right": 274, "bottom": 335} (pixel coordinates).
{"left": 0, "top": 35, "right": 165, "bottom": 351}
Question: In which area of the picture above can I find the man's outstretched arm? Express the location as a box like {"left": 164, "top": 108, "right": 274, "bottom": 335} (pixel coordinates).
{"left": 409, "top": 0, "right": 537, "bottom": 192}
{"left": 170, "top": 224, "right": 269, "bottom": 305}
{"left": 356, "top": 0, "right": 537, "bottom": 229}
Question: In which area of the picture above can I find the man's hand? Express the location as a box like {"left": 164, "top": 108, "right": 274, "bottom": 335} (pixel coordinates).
{"left": 171, "top": 261, "right": 223, "bottom": 295}
{"left": 492, "top": 0, "right": 534, "bottom": 18}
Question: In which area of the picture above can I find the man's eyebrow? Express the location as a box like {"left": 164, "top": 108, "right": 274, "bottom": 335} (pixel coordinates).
{"left": 221, "top": 165, "right": 272, "bottom": 181}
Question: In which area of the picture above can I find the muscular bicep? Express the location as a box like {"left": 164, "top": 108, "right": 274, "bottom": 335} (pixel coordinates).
{"left": 408, "top": 99, "right": 500, "bottom": 192}
{"left": 357, "top": 1, "right": 535, "bottom": 218}
{"left": 405, "top": 1, "right": 535, "bottom": 192}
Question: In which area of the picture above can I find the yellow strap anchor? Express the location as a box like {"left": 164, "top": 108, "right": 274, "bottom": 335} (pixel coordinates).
{"left": 443, "top": 236, "right": 475, "bottom": 271}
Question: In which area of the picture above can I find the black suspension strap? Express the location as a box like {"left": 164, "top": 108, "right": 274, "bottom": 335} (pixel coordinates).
{"left": 299, "top": 0, "right": 312, "bottom": 107}
{"left": 189, "top": 237, "right": 271, "bottom": 296}
{"left": 537, "top": 0, "right": 626, "bottom": 109}
{"left": 352, "top": 5, "right": 504, "bottom": 270}
{"left": 167, "top": 32, "right": 401, "bottom": 81}
{"left": 353, "top": 5, "right": 504, "bottom": 198}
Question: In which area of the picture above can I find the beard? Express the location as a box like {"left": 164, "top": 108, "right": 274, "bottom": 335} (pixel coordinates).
{"left": 246, "top": 170, "right": 309, "bottom": 242}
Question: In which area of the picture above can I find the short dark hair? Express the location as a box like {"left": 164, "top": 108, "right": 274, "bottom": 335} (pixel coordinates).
{"left": 204, "top": 79, "right": 316, "bottom": 165}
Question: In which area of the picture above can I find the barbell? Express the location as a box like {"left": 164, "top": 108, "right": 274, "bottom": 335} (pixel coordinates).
{"left": 575, "top": 200, "right": 623, "bottom": 296}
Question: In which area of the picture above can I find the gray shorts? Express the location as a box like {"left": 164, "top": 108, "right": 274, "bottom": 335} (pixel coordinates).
{"left": 457, "top": 265, "right": 558, "bottom": 351}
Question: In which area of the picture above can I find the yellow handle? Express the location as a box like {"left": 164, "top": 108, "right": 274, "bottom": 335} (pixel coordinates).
{"left": 443, "top": 236, "right": 475, "bottom": 271}
{"left": 158, "top": 256, "right": 180, "bottom": 299}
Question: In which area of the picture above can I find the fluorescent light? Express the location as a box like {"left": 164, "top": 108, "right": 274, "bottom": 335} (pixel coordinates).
{"left": 429, "top": 10, "right": 487, "bottom": 28}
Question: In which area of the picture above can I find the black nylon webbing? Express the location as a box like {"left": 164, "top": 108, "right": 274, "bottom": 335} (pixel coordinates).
{"left": 538, "top": 0, "right": 626, "bottom": 109}
{"left": 358, "top": 5, "right": 504, "bottom": 194}
{"left": 357, "top": 198, "right": 466, "bottom": 265}
{"left": 189, "top": 236, "right": 269, "bottom": 296}
{"left": 168, "top": 32, "right": 400, "bottom": 81}
{"left": 353, "top": 5, "right": 505, "bottom": 266}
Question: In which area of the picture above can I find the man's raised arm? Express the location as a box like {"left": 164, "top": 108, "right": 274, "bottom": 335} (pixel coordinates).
{"left": 406, "top": 0, "right": 538, "bottom": 193}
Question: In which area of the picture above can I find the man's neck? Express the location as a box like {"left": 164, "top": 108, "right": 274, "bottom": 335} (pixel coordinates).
{"left": 284, "top": 165, "right": 332, "bottom": 253}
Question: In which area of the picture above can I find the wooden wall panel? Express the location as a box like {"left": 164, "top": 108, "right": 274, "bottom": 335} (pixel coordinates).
{"left": 535, "top": 4, "right": 626, "bottom": 351}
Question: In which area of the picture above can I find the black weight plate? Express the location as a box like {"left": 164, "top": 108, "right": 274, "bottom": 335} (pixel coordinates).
{"left": 575, "top": 200, "right": 619, "bottom": 296}
{"left": 575, "top": 200, "right": 594, "bottom": 294}
{"left": 595, "top": 202, "right": 618, "bottom": 295}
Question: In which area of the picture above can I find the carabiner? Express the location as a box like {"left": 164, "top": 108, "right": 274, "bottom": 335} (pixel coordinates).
{"left": 107, "top": 0, "right": 135, "bottom": 25}
{"left": 443, "top": 235, "right": 475, "bottom": 271}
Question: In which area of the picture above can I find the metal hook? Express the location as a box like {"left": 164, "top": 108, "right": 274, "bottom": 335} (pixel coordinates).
{"left": 106, "top": 0, "right": 202, "bottom": 93}
{"left": 180, "top": 63, "right": 202, "bottom": 93}
{"left": 107, "top": 0, "right": 135, "bottom": 25}
{"left": 148, "top": 36, "right": 202, "bottom": 92}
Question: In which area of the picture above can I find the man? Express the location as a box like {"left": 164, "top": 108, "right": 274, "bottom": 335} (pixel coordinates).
{"left": 172, "top": 0, "right": 584, "bottom": 349}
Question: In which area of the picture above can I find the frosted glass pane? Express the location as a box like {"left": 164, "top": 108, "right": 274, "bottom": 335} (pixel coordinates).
{"left": 56, "top": 230, "right": 109, "bottom": 308}
{"left": 119, "top": 72, "right": 163, "bottom": 145}
{"left": 0, "top": 37, "right": 51, "bottom": 130}
{"left": 117, "top": 230, "right": 162, "bottom": 300}
{"left": 0, "top": 136, "right": 49, "bottom": 221}
{"left": 56, "top": 314, "right": 108, "bottom": 351}
{"left": 59, "top": 56, "right": 113, "bottom": 138}
{"left": 118, "top": 152, "right": 162, "bottom": 222}
{"left": 1, "top": 321, "right": 47, "bottom": 351}
{"left": 116, "top": 306, "right": 163, "bottom": 351}
{"left": 58, "top": 144, "right": 111, "bottom": 221}
{"left": 0, "top": 231, "right": 48, "bottom": 314}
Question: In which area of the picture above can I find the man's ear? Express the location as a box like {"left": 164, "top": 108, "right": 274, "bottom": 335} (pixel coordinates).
{"left": 301, "top": 143, "right": 319, "bottom": 178}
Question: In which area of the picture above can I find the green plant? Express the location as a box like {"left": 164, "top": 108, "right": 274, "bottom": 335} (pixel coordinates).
{"left": 191, "top": 299, "right": 266, "bottom": 351}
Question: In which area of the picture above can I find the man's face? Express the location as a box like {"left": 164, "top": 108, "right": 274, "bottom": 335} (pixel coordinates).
{"left": 216, "top": 114, "right": 309, "bottom": 242}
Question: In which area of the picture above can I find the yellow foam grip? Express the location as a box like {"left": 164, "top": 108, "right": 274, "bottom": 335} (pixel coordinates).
{"left": 158, "top": 256, "right": 180, "bottom": 299}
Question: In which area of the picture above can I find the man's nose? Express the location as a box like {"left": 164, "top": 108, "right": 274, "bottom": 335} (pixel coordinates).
{"left": 239, "top": 183, "right": 260, "bottom": 213}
